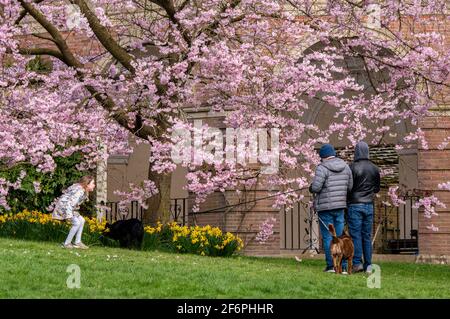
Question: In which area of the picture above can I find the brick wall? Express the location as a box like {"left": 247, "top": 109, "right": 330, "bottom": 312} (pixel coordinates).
{"left": 19, "top": 31, "right": 104, "bottom": 65}
{"left": 188, "top": 175, "right": 282, "bottom": 256}
{"left": 418, "top": 115, "right": 450, "bottom": 257}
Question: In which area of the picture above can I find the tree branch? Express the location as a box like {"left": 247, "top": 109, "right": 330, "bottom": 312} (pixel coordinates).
{"left": 31, "top": 33, "right": 57, "bottom": 43}
{"left": 178, "top": 0, "right": 190, "bottom": 12}
{"left": 14, "top": 0, "right": 45, "bottom": 25}
{"left": 150, "top": 0, "right": 191, "bottom": 45}
{"left": 17, "top": 0, "right": 172, "bottom": 141}
{"left": 18, "top": 0, "right": 82, "bottom": 68}
{"left": 17, "top": 46, "right": 64, "bottom": 61}
{"left": 70, "top": 0, "right": 135, "bottom": 73}
{"left": 199, "top": 0, "right": 242, "bottom": 36}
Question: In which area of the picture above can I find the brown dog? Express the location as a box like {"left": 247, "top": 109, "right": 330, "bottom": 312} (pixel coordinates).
{"left": 328, "top": 224, "right": 354, "bottom": 274}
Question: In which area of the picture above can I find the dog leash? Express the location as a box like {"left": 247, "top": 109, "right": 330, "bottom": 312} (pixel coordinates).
{"left": 311, "top": 194, "right": 334, "bottom": 235}
{"left": 311, "top": 194, "right": 353, "bottom": 236}
{"left": 317, "top": 214, "right": 331, "bottom": 232}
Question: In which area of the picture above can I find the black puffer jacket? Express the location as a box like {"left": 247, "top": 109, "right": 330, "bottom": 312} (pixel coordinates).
{"left": 348, "top": 142, "right": 381, "bottom": 204}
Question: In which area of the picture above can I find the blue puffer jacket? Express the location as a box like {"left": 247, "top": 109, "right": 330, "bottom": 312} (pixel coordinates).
{"left": 309, "top": 157, "right": 353, "bottom": 212}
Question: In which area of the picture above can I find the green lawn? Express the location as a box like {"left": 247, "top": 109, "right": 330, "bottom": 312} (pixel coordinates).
{"left": 1, "top": 238, "right": 449, "bottom": 298}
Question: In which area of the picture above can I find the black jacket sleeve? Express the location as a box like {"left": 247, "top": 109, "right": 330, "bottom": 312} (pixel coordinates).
{"left": 374, "top": 167, "right": 381, "bottom": 194}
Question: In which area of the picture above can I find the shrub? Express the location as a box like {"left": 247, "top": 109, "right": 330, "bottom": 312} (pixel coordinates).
{"left": 144, "top": 222, "right": 244, "bottom": 257}
{"left": 0, "top": 153, "right": 96, "bottom": 216}
{"left": 0, "top": 210, "right": 244, "bottom": 257}
{"left": 0, "top": 210, "right": 115, "bottom": 247}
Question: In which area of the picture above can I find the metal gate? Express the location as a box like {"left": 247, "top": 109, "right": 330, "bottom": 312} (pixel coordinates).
{"left": 170, "top": 198, "right": 188, "bottom": 226}
{"left": 102, "top": 198, "right": 188, "bottom": 225}
{"left": 281, "top": 191, "right": 421, "bottom": 254}
{"left": 380, "top": 194, "right": 419, "bottom": 254}
{"left": 281, "top": 194, "right": 321, "bottom": 252}
{"left": 103, "top": 200, "right": 144, "bottom": 222}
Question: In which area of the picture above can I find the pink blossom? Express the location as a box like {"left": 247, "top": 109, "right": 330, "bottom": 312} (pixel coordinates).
{"left": 438, "top": 182, "right": 450, "bottom": 191}
{"left": 387, "top": 186, "right": 406, "bottom": 207}
{"left": 414, "top": 196, "right": 446, "bottom": 219}
{"left": 437, "top": 137, "right": 450, "bottom": 150}
{"left": 113, "top": 180, "right": 159, "bottom": 210}
{"left": 33, "top": 181, "right": 41, "bottom": 194}
{"left": 0, "top": 0, "right": 447, "bottom": 224}
{"left": 255, "top": 217, "right": 277, "bottom": 244}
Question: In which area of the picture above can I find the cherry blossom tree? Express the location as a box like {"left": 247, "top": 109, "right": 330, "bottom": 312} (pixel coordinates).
{"left": 0, "top": 0, "right": 448, "bottom": 224}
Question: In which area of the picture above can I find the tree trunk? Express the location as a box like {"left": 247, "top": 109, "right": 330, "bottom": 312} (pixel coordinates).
{"left": 144, "top": 164, "right": 172, "bottom": 225}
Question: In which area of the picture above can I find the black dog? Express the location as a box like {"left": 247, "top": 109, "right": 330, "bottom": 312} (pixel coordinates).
{"left": 104, "top": 218, "right": 144, "bottom": 249}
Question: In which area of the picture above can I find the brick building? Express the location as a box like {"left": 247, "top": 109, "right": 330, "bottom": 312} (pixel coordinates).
{"left": 106, "top": 99, "right": 449, "bottom": 260}
{"left": 105, "top": 14, "right": 449, "bottom": 260}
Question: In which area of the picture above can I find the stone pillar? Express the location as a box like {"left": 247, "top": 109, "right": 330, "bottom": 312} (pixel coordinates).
{"left": 417, "top": 112, "right": 450, "bottom": 261}
{"left": 96, "top": 140, "right": 108, "bottom": 222}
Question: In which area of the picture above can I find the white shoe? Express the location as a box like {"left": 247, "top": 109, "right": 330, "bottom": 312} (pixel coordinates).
{"left": 73, "top": 242, "right": 89, "bottom": 249}
{"left": 365, "top": 265, "right": 372, "bottom": 274}
{"left": 324, "top": 267, "right": 335, "bottom": 273}
{"left": 62, "top": 243, "right": 74, "bottom": 249}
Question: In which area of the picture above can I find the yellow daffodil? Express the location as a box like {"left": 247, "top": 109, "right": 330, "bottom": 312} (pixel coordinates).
{"left": 1, "top": 212, "right": 244, "bottom": 257}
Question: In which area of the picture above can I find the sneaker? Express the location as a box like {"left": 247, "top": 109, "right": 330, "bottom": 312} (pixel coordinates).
{"left": 352, "top": 264, "right": 364, "bottom": 273}
{"left": 341, "top": 270, "right": 348, "bottom": 275}
{"left": 324, "top": 266, "right": 335, "bottom": 273}
{"left": 73, "top": 242, "right": 89, "bottom": 249}
{"left": 62, "top": 243, "right": 74, "bottom": 249}
{"left": 365, "top": 265, "right": 373, "bottom": 274}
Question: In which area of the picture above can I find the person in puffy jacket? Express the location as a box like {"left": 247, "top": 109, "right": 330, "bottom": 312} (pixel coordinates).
{"left": 52, "top": 175, "right": 95, "bottom": 249}
{"left": 309, "top": 144, "right": 353, "bottom": 273}
{"left": 348, "top": 141, "right": 380, "bottom": 274}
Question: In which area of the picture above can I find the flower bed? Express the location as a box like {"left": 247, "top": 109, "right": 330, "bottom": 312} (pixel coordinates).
{"left": 0, "top": 210, "right": 243, "bottom": 257}
{"left": 144, "top": 222, "right": 244, "bottom": 257}
{"left": 0, "top": 210, "right": 115, "bottom": 247}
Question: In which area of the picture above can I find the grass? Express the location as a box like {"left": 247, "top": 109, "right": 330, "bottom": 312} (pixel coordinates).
{"left": 1, "top": 237, "right": 450, "bottom": 298}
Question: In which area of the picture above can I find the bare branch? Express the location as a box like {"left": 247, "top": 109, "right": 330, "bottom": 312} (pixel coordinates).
{"left": 150, "top": 0, "right": 192, "bottom": 45}
{"left": 71, "top": 0, "right": 135, "bottom": 73}
{"left": 17, "top": 46, "right": 64, "bottom": 61}
{"left": 14, "top": 0, "right": 45, "bottom": 25}
{"left": 18, "top": 0, "right": 82, "bottom": 68}
{"left": 31, "top": 33, "right": 57, "bottom": 43}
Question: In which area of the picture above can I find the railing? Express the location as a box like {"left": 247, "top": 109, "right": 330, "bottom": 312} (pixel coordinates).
{"left": 102, "top": 200, "right": 145, "bottom": 223}
{"left": 101, "top": 198, "right": 188, "bottom": 225}
{"left": 281, "top": 191, "right": 421, "bottom": 254}
{"left": 102, "top": 189, "right": 421, "bottom": 254}
{"left": 380, "top": 194, "right": 420, "bottom": 254}
{"left": 170, "top": 198, "right": 188, "bottom": 226}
